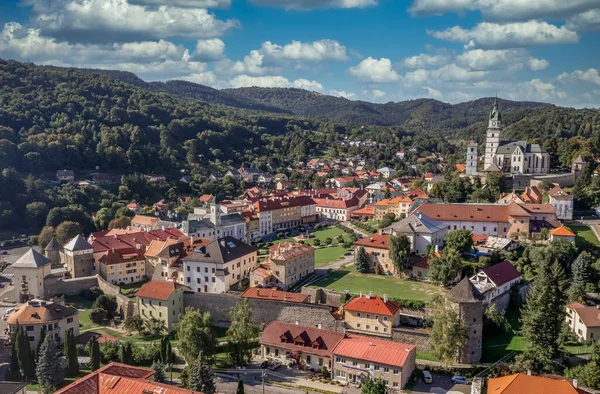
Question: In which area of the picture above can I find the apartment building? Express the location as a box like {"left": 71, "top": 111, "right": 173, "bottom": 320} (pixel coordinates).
{"left": 253, "top": 242, "right": 315, "bottom": 290}
{"left": 98, "top": 247, "right": 146, "bottom": 284}
{"left": 136, "top": 281, "right": 185, "bottom": 332}
{"left": 343, "top": 294, "right": 401, "bottom": 337}
{"left": 566, "top": 303, "right": 600, "bottom": 342}
{"left": 353, "top": 234, "right": 395, "bottom": 274}
{"left": 183, "top": 236, "right": 258, "bottom": 293}
{"left": 373, "top": 196, "right": 413, "bottom": 220}
{"left": 251, "top": 196, "right": 313, "bottom": 238}
{"left": 383, "top": 212, "right": 447, "bottom": 255}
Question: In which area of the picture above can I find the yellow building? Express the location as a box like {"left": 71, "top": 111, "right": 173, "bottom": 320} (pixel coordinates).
{"left": 98, "top": 248, "right": 146, "bottom": 285}
{"left": 343, "top": 294, "right": 401, "bottom": 337}
{"left": 136, "top": 281, "right": 185, "bottom": 332}
{"left": 566, "top": 303, "right": 600, "bottom": 342}
{"left": 353, "top": 233, "right": 395, "bottom": 275}
{"left": 255, "top": 242, "right": 315, "bottom": 290}
{"left": 374, "top": 197, "right": 413, "bottom": 220}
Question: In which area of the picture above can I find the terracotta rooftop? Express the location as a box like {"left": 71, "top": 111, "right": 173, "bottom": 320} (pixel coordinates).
{"left": 487, "top": 373, "right": 586, "bottom": 394}
{"left": 567, "top": 303, "right": 600, "bottom": 328}
{"left": 241, "top": 287, "right": 309, "bottom": 303}
{"left": 6, "top": 300, "right": 78, "bottom": 325}
{"left": 417, "top": 203, "right": 511, "bottom": 223}
{"left": 332, "top": 335, "right": 415, "bottom": 369}
{"left": 260, "top": 321, "right": 345, "bottom": 358}
{"left": 550, "top": 225, "right": 576, "bottom": 237}
{"left": 136, "top": 281, "right": 183, "bottom": 301}
{"left": 130, "top": 215, "right": 159, "bottom": 226}
{"left": 344, "top": 295, "right": 400, "bottom": 316}
{"left": 351, "top": 206, "right": 375, "bottom": 216}
{"left": 75, "top": 331, "right": 119, "bottom": 345}
{"left": 98, "top": 248, "right": 145, "bottom": 266}
{"left": 354, "top": 233, "right": 391, "bottom": 250}
{"left": 481, "top": 260, "right": 522, "bottom": 287}
{"left": 269, "top": 242, "right": 315, "bottom": 261}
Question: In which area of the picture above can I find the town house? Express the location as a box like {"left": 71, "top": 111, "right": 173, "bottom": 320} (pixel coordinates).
{"left": 136, "top": 281, "right": 185, "bottom": 332}
{"left": 343, "top": 294, "right": 401, "bottom": 337}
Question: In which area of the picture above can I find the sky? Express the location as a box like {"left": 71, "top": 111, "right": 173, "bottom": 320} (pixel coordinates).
{"left": 1, "top": 0, "right": 599, "bottom": 107}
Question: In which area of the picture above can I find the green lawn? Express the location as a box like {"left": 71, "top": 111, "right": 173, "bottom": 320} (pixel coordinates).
{"left": 416, "top": 350, "right": 439, "bottom": 361}
{"left": 65, "top": 295, "right": 96, "bottom": 331}
{"left": 569, "top": 225, "right": 600, "bottom": 247}
{"left": 314, "top": 245, "right": 351, "bottom": 267}
{"left": 119, "top": 279, "right": 148, "bottom": 295}
{"left": 365, "top": 220, "right": 379, "bottom": 228}
{"left": 310, "top": 268, "right": 444, "bottom": 301}
{"left": 482, "top": 308, "right": 526, "bottom": 362}
{"left": 215, "top": 326, "right": 230, "bottom": 343}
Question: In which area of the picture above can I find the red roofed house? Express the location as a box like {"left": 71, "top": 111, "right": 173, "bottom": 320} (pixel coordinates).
{"left": 314, "top": 192, "right": 362, "bottom": 221}
{"left": 351, "top": 205, "right": 375, "bottom": 221}
{"left": 241, "top": 287, "right": 309, "bottom": 304}
{"left": 469, "top": 260, "right": 521, "bottom": 306}
{"left": 343, "top": 294, "right": 401, "bottom": 337}
{"left": 136, "top": 281, "right": 185, "bottom": 332}
{"left": 566, "top": 302, "right": 600, "bottom": 342}
{"left": 354, "top": 233, "right": 396, "bottom": 275}
{"left": 455, "top": 164, "right": 466, "bottom": 173}
{"left": 550, "top": 225, "right": 576, "bottom": 243}
{"left": 260, "top": 322, "right": 345, "bottom": 370}
{"left": 55, "top": 362, "right": 200, "bottom": 394}
{"left": 487, "top": 373, "right": 587, "bottom": 394}
{"left": 332, "top": 334, "right": 416, "bottom": 389}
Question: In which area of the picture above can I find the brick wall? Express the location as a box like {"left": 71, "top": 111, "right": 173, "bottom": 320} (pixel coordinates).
{"left": 301, "top": 287, "right": 345, "bottom": 307}
{"left": 392, "top": 327, "right": 431, "bottom": 352}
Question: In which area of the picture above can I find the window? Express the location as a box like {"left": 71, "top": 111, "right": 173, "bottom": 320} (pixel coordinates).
{"left": 196, "top": 278, "right": 201, "bottom": 284}
{"left": 356, "top": 323, "right": 361, "bottom": 328}
{"left": 383, "top": 328, "right": 388, "bottom": 333}
{"left": 366, "top": 325, "right": 370, "bottom": 329}
{"left": 67, "top": 317, "right": 73, "bottom": 324}
{"left": 212, "top": 277, "right": 215, "bottom": 283}
{"left": 366, "top": 314, "right": 370, "bottom": 319}
{"left": 375, "top": 326, "right": 379, "bottom": 331}
{"left": 384, "top": 367, "right": 389, "bottom": 373}
{"left": 374, "top": 365, "right": 380, "bottom": 371}
{"left": 26, "top": 326, "right": 34, "bottom": 331}
{"left": 187, "top": 266, "right": 190, "bottom": 272}
{"left": 306, "top": 355, "right": 311, "bottom": 363}
{"left": 356, "top": 312, "right": 361, "bottom": 317}
{"left": 205, "top": 267, "right": 208, "bottom": 273}
{"left": 275, "top": 349, "right": 279, "bottom": 357}
{"left": 393, "top": 382, "right": 399, "bottom": 388}
{"left": 393, "top": 369, "right": 399, "bottom": 375}
{"left": 383, "top": 380, "right": 388, "bottom": 386}
{"left": 383, "top": 316, "right": 388, "bottom": 321}
{"left": 187, "top": 277, "right": 191, "bottom": 283}
{"left": 28, "top": 336, "right": 35, "bottom": 342}
{"left": 196, "top": 267, "right": 200, "bottom": 273}
{"left": 352, "top": 361, "right": 358, "bottom": 366}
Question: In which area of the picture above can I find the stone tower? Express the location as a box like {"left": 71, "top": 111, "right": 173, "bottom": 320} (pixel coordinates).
{"left": 466, "top": 140, "right": 478, "bottom": 175}
{"left": 448, "top": 277, "right": 484, "bottom": 364}
{"left": 62, "top": 235, "right": 95, "bottom": 278}
{"left": 44, "top": 237, "right": 62, "bottom": 267}
{"left": 572, "top": 155, "right": 587, "bottom": 179}
{"left": 484, "top": 98, "right": 502, "bottom": 171}
{"left": 210, "top": 203, "right": 222, "bottom": 226}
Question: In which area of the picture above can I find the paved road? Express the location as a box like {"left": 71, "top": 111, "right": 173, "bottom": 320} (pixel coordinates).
{"left": 411, "top": 374, "right": 471, "bottom": 394}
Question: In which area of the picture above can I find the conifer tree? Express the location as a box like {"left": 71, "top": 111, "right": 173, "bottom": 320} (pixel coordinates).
{"left": 120, "top": 341, "right": 133, "bottom": 365}
{"left": 15, "top": 323, "right": 35, "bottom": 380}
{"left": 189, "top": 356, "right": 215, "bottom": 394}
{"left": 64, "top": 330, "right": 79, "bottom": 377}
{"left": 236, "top": 379, "right": 245, "bottom": 394}
{"left": 5, "top": 341, "right": 22, "bottom": 381}
{"left": 36, "top": 326, "right": 46, "bottom": 360}
{"left": 355, "top": 246, "right": 370, "bottom": 273}
{"left": 36, "top": 334, "right": 65, "bottom": 390}
{"left": 89, "top": 336, "right": 101, "bottom": 371}
{"left": 151, "top": 360, "right": 166, "bottom": 383}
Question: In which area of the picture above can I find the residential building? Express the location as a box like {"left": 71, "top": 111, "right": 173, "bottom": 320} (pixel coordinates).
{"left": 183, "top": 204, "right": 246, "bottom": 241}
{"left": 0, "top": 382, "right": 26, "bottom": 394}
{"left": 56, "top": 169, "right": 75, "bottom": 182}
{"left": 487, "top": 373, "right": 587, "bottom": 394}
{"left": 252, "top": 242, "right": 315, "bottom": 290}
{"left": 332, "top": 335, "right": 416, "bottom": 389}
{"left": 145, "top": 238, "right": 190, "bottom": 282}
{"left": 98, "top": 247, "right": 146, "bottom": 284}
{"left": 55, "top": 362, "right": 199, "bottom": 394}
{"left": 373, "top": 196, "right": 413, "bottom": 220}
{"left": 251, "top": 196, "right": 316, "bottom": 237}
{"left": 522, "top": 186, "right": 543, "bottom": 204}
{"left": 469, "top": 260, "right": 521, "bottom": 306}
{"left": 343, "top": 294, "right": 400, "bottom": 337}
{"left": 61, "top": 235, "right": 95, "bottom": 278}
{"left": 241, "top": 287, "right": 310, "bottom": 303}
{"left": 183, "top": 236, "right": 258, "bottom": 293}
{"left": 350, "top": 205, "right": 375, "bottom": 221}
{"left": 260, "top": 321, "right": 345, "bottom": 370}
{"left": 426, "top": 175, "right": 445, "bottom": 192}
{"left": 12, "top": 249, "right": 51, "bottom": 302}
{"left": 353, "top": 234, "right": 395, "bottom": 275}
{"left": 383, "top": 212, "right": 447, "bottom": 255}
{"left": 550, "top": 225, "right": 576, "bottom": 242}
{"left": 6, "top": 298, "right": 79, "bottom": 349}
{"left": 548, "top": 186, "right": 574, "bottom": 220}
{"left": 566, "top": 302, "right": 600, "bottom": 342}
{"left": 136, "top": 281, "right": 185, "bottom": 332}
{"left": 376, "top": 167, "right": 397, "bottom": 178}
{"left": 130, "top": 215, "right": 160, "bottom": 231}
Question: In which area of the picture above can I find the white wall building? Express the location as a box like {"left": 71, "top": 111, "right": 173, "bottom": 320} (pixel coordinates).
{"left": 12, "top": 249, "right": 52, "bottom": 302}
{"left": 470, "top": 260, "right": 521, "bottom": 307}
{"left": 382, "top": 213, "right": 447, "bottom": 255}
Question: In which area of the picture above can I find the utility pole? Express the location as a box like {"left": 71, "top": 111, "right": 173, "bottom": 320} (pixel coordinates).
{"left": 262, "top": 370, "right": 266, "bottom": 394}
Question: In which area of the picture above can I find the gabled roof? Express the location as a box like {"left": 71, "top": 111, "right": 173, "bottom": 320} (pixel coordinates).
{"left": 448, "top": 277, "right": 484, "bottom": 303}
{"left": 64, "top": 235, "right": 93, "bottom": 251}
{"left": 241, "top": 287, "right": 309, "bottom": 304}
{"left": 417, "top": 203, "right": 510, "bottom": 223}
{"left": 567, "top": 303, "right": 600, "bottom": 328}
{"left": 136, "top": 281, "right": 183, "bottom": 301}
{"left": 0, "top": 382, "right": 28, "bottom": 394}
{"left": 260, "top": 322, "right": 345, "bottom": 358}
{"left": 44, "top": 237, "right": 61, "bottom": 252}
{"left": 384, "top": 213, "right": 446, "bottom": 234}
{"left": 550, "top": 225, "right": 576, "bottom": 237}
{"left": 6, "top": 300, "right": 78, "bottom": 325}
{"left": 183, "top": 236, "right": 258, "bottom": 265}
{"left": 487, "top": 373, "right": 586, "bottom": 394}
{"left": 269, "top": 242, "right": 314, "bottom": 261}
{"left": 332, "top": 335, "right": 415, "bottom": 369}
{"left": 344, "top": 295, "right": 401, "bottom": 316}
{"left": 12, "top": 248, "right": 51, "bottom": 268}
{"left": 354, "top": 233, "right": 391, "bottom": 250}
{"left": 481, "top": 261, "right": 521, "bottom": 287}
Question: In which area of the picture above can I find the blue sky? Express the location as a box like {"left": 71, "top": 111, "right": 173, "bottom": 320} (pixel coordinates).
{"left": 1, "top": 0, "right": 599, "bottom": 107}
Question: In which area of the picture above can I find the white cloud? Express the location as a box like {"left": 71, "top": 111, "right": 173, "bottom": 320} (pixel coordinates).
{"left": 456, "top": 49, "right": 548, "bottom": 71}
{"left": 348, "top": 57, "right": 401, "bottom": 83}
{"left": 330, "top": 90, "right": 357, "bottom": 99}
{"left": 558, "top": 68, "right": 600, "bottom": 86}
{"left": 401, "top": 53, "right": 451, "bottom": 68}
{"left": 0, "top": 22, "right": 208, "bottom": 80}
{"left": 26, "top": 0, "right": 240, "bottom": 43}
{"left": 423, "top": 87, "right": 443, "bottom": 99}
{"left": 409, "top": 0, "right": 599, "bottom": 21}
{"left": 191, "top": 39, "right": 225, "bottom": 61}
{"left": 250, "top": 0, "right": 377, "bottom": 10}
{"left": 127, "top": 0, "right": 231, "bottom": 8}
{"left": 261, "top": 40, "right": 348, "bottom": 64}
{"left": 217, "top": 50, "right": 270, "bottom": 76}
{"left": 292, "top": 79, "right": 324, "bottom": 91}
{"left": 181, "top": 71, "right": 217, "bottom": 85}
{"left": 228, "top": 74, "right": 323, "bottom": 90}
{"left": 567, "top": 9, "right": 600, "bottom": 31}
{"left": 429, "top": 21, "right": 579, "bottom": 48}
{"left": 404, "top": 64, "right": 488, "bottom": 84}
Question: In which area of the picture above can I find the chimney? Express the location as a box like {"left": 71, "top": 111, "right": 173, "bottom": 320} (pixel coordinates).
{"left": 383, "top": 294, "right": 388, "bottom": 303}
{"left": 573, "top": 379, "right": 578, "bottom": 388}
{"left": 435, "top": 245, "right": 439, "bottom": 253}
{"left": 527, "top": 369, "right": 531, "bottom": 376}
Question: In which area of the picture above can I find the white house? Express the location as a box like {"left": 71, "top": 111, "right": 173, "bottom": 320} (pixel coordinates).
{"left": 376, "top": 167, "right": 397, "bottom": 178}
{"left": 382, "top": 212, "right": 447, "bottom": 255}
{"left": 12, "top": 249, "right": 52, "bottom": 302}
{"left": 470, "top": 260, "right": 521, "bottom": 307}
{"left": 182, "top": 204, "right": 246, "bottom": 241}
{"left": 548, "top": 186, "right": 574, "bottom": 220}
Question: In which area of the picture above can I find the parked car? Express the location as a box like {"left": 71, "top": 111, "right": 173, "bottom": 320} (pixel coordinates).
{"left": 260, "top": 361, "right": 269, "bottom": 369}
{"left": 267, "top": 361, "right": 282, "bottom": 371}
{"left": 452, "top": 376, "right": 469, "bottom": 385}
{"left": 422, "top": 370, "right": 433, "bottom": 384}
{"left": 0, "top": 251, "right": 8, "bottom": 255}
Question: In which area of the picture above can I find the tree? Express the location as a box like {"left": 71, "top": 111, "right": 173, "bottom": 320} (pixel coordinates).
{"left": 430, "top": 296, "right": 468, "bottom": 365}
{"left": 36, "top": 334, "right": 65, "bottom": 390}
{"left": 355, "top": 246, "right": 370, "bottom": 273}
{"left": 236, "top": 379, "right": 245, "bottom": 394}
{"left": 485, "top": 171, "right": 505, "bottom": 199}
{"left": 484, "top": 302, "right": 510, "bottom": 332}
{"left": 38, "top": 226, "right": 55, "bottom": 251}
{"left": 124, "top": 315, "right": 144, "bottom": 333}
{"left": 108, "top": 216, "right": 132, "bottom": 230}
{"left": 379, "top": 213, "right": 396, "bottom": 229}
{"left": 176, "top": 308, "right": 218, "bottom": 364}
{"left": 389, "top": 234, "right": 411, "bottom": 274}
{"left": 540, "top": 228, "right": 549, "bottom": 241}
{"left": 151, "top": 360, "right": 166, "bottom": 383}
{"left": 444, "top": 230, "right": 473, "bottom": 253}
{"left": 90, "top": 308, "right": 108, "bottom": 324}
{"left": 5, "top": 327, "right": 22, "bottom": 381}
{"left": 143, "top": 317, "right": 166, "bottom": 338}
{"left": 428, "top": 248, "right": 463, "bottom": 286}
{"left": 93, "top": 294, "right": 118, "bottom": 319}
{"left": 361, "top": 376, "right": 386, "bottom": 394}
{"left": 566, "top": 342, "right": 600, "bottom": 389}
{"left": 383, "top": 187, "right": 391, "bottom": 200}
{"left": 36, "top": 326, "right": 46, "bottom": 360}
{"left": 15, "top": 323, "right": 35, "bottom": 380}
{"left": 120, "top": 341, "right": 134, "bottom": 365}
{"left": 189, "top": 355, "right": 216, "bottom": 394}
{"left": 64, "top": 330, "right": 79, "bottom": 377}
{"left": 572, "top": 251, "right": 594, "bottom": 284}
{"left": 160, "top": 336, "right": 172, "bottom": 364}
{"left": 520, "top": 261, "right": 568, "bottom": 370}
{"left": 90, "top": 336, "right": 101, "bottom": 371}
{"left": 55, "top": 221, "right": 83, "bottom": 245}
{"left": 227, "top": 299, "right": 259, "bottom": 367}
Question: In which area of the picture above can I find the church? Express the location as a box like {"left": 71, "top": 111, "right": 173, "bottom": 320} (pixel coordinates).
{"left": 468, "top": 99, "right": 550, "bottom": 175}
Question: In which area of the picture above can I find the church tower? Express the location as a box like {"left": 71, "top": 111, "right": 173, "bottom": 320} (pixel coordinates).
{"left": 466, "top": 140, "right": 478, "bottom": 175}
{"left": 484, "top": 98, "right": 502, "bottom": 171}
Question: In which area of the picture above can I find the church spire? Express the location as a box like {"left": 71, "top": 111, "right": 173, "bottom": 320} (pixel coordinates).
{"left": 489, "top": 97, "right": 501, "bottom": 122}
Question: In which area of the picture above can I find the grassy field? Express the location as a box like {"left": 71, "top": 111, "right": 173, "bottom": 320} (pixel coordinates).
{"left": 119, "top": 280, "right": 148, "bottom": 295}
{"left": 365, "top": 220, "right": 379, "bottom": 228}
{"left": 310, "top": 268, "right": 444, "bottom": 301}
{"left": 569, "top": 225, "right": 600, "bottom": 247}
{"left": 416, "top": 350, "right": 439, "bottom": 361}
{"left": 65, "top": 295, "right": 96, "bottom": 330}
{"left": 314, "top": 245, "right": 351, "bottom": 267}
{"left": 481, "top": 308, "right": 526, "bottom": 362}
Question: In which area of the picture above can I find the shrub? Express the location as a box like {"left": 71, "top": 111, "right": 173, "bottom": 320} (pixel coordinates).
{"left": 100, "top": 341, "right": 119, "bottom": 363}
{"left": 343, "top": 242, "right": 352, "bottom": 249}
{"left": 90, "top": 308, "right": 108, "bottom": 324}
{"left": 324, "top": 238, "right": 332, "bottom": 245}
{"left": 132, "top": 342, "right": 161, "bottom": 366}
{"left": 84, "top": 286, "right": 104, "bottom": 301}
{"left": 313, "top": 239, "right": 321, "bottom": 246}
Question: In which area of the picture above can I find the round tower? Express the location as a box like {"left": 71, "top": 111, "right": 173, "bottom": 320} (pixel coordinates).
{"left": 447, "top": 277, "right": 484, "bottom": 364}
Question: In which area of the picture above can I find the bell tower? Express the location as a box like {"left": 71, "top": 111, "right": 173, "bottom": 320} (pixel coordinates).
{"left": 466, "top": 140, "right": 478, "bottom": 175}
{"left": 484, "top": 97, "right": 502, "bottom": 171}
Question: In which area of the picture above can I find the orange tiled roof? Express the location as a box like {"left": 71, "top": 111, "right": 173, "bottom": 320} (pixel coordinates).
{"left": 332, "top": 335, "right": 414, "bottom": 369}
{"left": 344, "top": 295, "right": 401, "bottom": 316}
{"left": 351, "top": 206, "right": 375, "bottom": 216}
{"left": 455, "top": 164, "right": 466, "bottom": 172}
{"left": 354, "top": 233, "right": 391, "bottom": 250}
{"left": 7, "top": 301, "right": 78, "bottom": 325}
{"left": 241, "top": 287, "right": 309, "bottom": 303}
{"left": 550, "top": 225, "right": 575, "bottom": 237}
{"left": 136, "top": 281, "right": 183, "bottom": 301}
{"left": 487, "top": 373, "right": 586, "bottom": 394}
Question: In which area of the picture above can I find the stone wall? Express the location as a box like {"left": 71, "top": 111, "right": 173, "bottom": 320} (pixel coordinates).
{"left": 183, "top": 292, "right": 343, "bottom": 331}
{"left": 530, "top": 173, "right": 576, "bottom": 188}
{"left": 44, "top": 275, "right": 99, "bottom": 299}
{"left": 392, "top": 327, "right": 431, "bottom": 352}
{"left": 301, "top": 287, "right": 346, "bottom": 307}
{"left": 96, "top": 276, "right": 138, "bottom": 319}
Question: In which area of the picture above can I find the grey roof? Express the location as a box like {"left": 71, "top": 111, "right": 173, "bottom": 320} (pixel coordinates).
{"left": 0, "top": 381, "right": 28, "bottom": 394}
{"left": 182, "top": 219, "right": 214, "bottom": 234}
{"left": 384, "top": 213, "right": 446, "bottom": 234}
{"left": 220, "top": 213, "right": 245, "bottom": 226}
{"left": 428, "top": 175, "right": 445, "bottom": 184}
{"left": 182, "top": 214, "right": 244, "bottom": 234}
{"left": 573, "top": 155, "right": 586, "bottom": 164}
{"left": 184, "top": 236, "right": 258, "bottom": 265}
{"left": 44, "top": 237, "right": 61, "bottom": 252}
{"left": 377, "top": 167, "right": 396, "bottom": 173}
{"left": 495, "top": 141, "right": 547, "bottom": 155}
{"left": 63, "top": 235, "right": 93, "bottom": 251}
{"left": 12, "top": 248, "right": 51, "bottom": 268}
{"left": 448, "top": 277, "right": 484, "bottom": 303}
{"left": 484, "top": 163, "right": 502, "bottom": 172}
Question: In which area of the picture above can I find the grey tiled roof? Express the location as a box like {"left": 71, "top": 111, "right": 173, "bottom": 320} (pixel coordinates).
{"left": 63, "top": 235, "right": 93, "bottom": 251}
{"left": 44, "top": 238, "right": 61, "bottom": 252}
{"left": 448, "top": 277, "right": 484, "bottom": 303}
{"left": 12, "top": 248, "right": 51, "bottom": 268}
{"left": 384, "top": 213, "right": 446, "bottom": 234}
{"left": 495, "top": 141, "right": 547, "bottom": 155}
{"left": 184, "top": 236, "right": 257, "bottom": 265}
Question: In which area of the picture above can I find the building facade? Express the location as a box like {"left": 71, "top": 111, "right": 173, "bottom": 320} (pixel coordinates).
{"left": 383, "top": 213, "right": 447, "bottom": 255}
{"left": 253, "top": 242, "right": 315, "bottom": 290}
{"left": 61, "top": 235, "right": 95, "bottom": 278}
{"left": 466, "top": 140, "right": 478, "bottom": 175}
{"left": 343, "top": 294, "right": 401, "bottom": 337}
{"left": 353, "top": 234, "right": 395, "bottom": 275}
{"left": 548, "top": 186, "right": 574, "bottom": 220}
{"left": 566, "top": 302, "right": 600, "bottom": 342}
{"left": 136, "top": 281, "right": 185, "bottom": 332}
{"left": 12, "top": 249, "right": 52, "bottom": 302}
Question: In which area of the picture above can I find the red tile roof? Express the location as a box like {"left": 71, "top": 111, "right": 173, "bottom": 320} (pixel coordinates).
{"left": 136, "top": 281, "right": 183, "bottom": 301}
{"left": 417, "top": 203, "right": 510, "bottom": 223}
{"left": 241, "top": 287, "right": 309, "bottom": 303}
{"left": 269, "top": 242, "right": 315, "bottom": 261}
{"left": 481, "top": 261, "right": 521, "bottom": 287}
{"left": 354, "top": 234, "right": 391, "bottom": 250}
{"left": 550, "top": 225, "right": 576, "bottom": 237}
{"left": 351, "top": 206, "right": 375, "bottom": 216}
{"left": 260, "top": 321, "right": 345, "bottom": 358}
{"left": 333, "top": 335, "right": 415, "bottom": 368}
{"left": 487, "top": 373, "right": 586, "bottom": 394}
{"left": 344, "top": 295, "right": 400, "bottom": 316}
{"left": 455, "top": 164, "right": 466, "bottom": 172}
{"left": 567, "top": 303, "right": 600, "bottom": 328}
